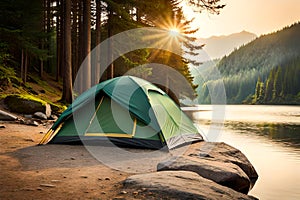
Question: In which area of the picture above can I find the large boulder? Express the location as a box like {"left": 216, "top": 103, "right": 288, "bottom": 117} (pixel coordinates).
{"left": 157, "top": 142, "right": 258, "bottom": 194}
{"left": 0, "top": 109, "right": 18, "bottom": 121}
{"left": 124, "top": 171, "right": 257, "bottom": 200}
{"left": 33, "top": 112, "right": 48, "bottom": 120}
{"left": 158, "top": 156, "right": 250, "bottom": 193}
{"left": 4, "top": 94, "right": 51, "bottom": 117}
{"left": 186, "top": 142, "right": 259, "bottom": 188}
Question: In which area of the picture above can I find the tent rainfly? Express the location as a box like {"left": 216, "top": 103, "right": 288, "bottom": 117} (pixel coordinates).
{"left": 39, "top": 76, "right": 203, "bottom": 149}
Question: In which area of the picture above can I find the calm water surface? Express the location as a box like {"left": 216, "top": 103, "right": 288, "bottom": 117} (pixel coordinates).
{"left": 187, "top": 105, "right": 300, "bottom": 200}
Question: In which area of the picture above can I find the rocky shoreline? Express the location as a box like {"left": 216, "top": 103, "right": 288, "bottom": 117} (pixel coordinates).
{"left": 0, "top": 107, "right": 258, "bottom": 199}
{"left": 121, "top": 141, "right": 258, "bottom": 199}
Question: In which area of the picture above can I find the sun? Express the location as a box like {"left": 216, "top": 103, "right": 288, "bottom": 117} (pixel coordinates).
{"left": 168, "top": 28, "right": 180, "bottom": 37}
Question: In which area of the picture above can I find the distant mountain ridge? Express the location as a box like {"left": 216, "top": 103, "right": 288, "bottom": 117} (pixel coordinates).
{"left": 190, "top": 22, "right": 300, "bottom": 105}
{"left": 198, "top": 31, "right": 257, "bottom": 61}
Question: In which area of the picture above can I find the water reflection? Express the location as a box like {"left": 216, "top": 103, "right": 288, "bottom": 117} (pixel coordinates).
{"left": 183, "top": 105, "right": 300, "bottom": 200}
{"left": 225, "top": 122, "right": 300, "bottom": 150}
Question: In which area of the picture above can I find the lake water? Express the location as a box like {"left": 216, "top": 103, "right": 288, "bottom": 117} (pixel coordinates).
{"left": 185, "top": 105, "right": 300, "bottom": 200}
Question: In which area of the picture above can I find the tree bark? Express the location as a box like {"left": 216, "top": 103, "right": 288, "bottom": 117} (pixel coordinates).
{"left": 21, "top": 49, "right": 24, "bottom": 82}
{"left": 40, "top": 58, "right": 44, "bottom": 78}
{"left": 94, "top": 0, "right": 101, "bottom": 84}
{"left": 59, "top": 0, "right": 65, "bottom": 80}
{"left": 77, "top": 0, "right": 83, "bottom": 92}
{"left": 106, "top": 6, "right": 114, "bottom": 80}
{"left": 82, "top": 0, "right": 91, "bottom": 91}
{"left": 72, "top": 0, "right": 79, "bottom": 81}
{"left": 61, "top": 0, "right": 73, "bottom": 103}
{"left": 40, "top": 0, "right": 46, "bottom": 78}
{"left": 46, "top": 0, "right": 51, "bottom": 72}
{"left": 56, "top": 0, "right": 61, "bottom": 81}
{"left": 24, "top": 51, "right": 28, "bottom": 83}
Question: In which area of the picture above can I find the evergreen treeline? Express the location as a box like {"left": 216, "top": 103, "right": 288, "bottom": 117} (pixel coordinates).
{"left": 0, "top": 0, "right": 224, "bottom": 103}
{"left": 194, "top": 22, "right": 300, "bottom": 105}
{"left": 252, "top": 57, "right": 300, "bottom": 104}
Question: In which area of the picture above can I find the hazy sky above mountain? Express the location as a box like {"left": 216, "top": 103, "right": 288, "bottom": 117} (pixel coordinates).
{"left": 183, "top": 0, "right": 300, "bottom": 38}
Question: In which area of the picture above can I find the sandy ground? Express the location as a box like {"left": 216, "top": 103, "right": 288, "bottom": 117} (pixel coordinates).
{"left": 0, "top": 121, "right": 190, "bottom": 200}
{"left": 0, "top": 122, "right": 136, "bottom": 200}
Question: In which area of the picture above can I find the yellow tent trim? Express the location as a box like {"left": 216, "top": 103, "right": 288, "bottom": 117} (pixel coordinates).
{"left": 39, "top": 123, "right": 63, "bottom": 145}
{"left": 131, "top": 118, "right": 137, "bottom": 136}
{"left": 84, "top": 111, "right": 138, "bottom": 139}
{"left": 39, "top": 129, "right": 54, "bottom": 145}
{"left": 84, "top": 96, "right": 104, "bottom": 134}
{"left": 84, "top": 133, "right": 133, "bottom": 138}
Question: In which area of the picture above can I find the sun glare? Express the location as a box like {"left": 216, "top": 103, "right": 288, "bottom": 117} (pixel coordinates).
{"left": 169, "top": 28, "right": 180, "bottom": 37}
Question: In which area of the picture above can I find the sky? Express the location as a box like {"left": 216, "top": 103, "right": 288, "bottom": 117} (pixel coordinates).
{"left": 182, "top": 0, "right": 300, "bottom": 38}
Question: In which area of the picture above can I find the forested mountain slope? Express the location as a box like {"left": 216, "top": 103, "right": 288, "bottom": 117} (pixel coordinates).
{"left": 192, "top": 22, "right": 300, "bottom": 104}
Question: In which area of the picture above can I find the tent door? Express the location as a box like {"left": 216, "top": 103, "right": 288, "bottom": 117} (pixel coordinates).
{"left": 84, "top": 95, "right": 137, "bottom": 138}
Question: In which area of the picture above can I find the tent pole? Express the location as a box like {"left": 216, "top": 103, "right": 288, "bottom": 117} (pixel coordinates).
{"left": 84, "top": 96, "right": 104, "bottom": 135}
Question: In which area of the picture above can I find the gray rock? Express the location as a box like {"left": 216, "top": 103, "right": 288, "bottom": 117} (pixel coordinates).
{"left": 158, "top": 156, "right": 250, "bottom": 193}
{"left": 33, "top": 112, "right": 47, "bottom": 120}
{"left": 0, "top": 109, "right": 17, "bottom": 121}
{"left": 124, "top": 171, "right": 257, "bottom": 200}
{"left": 25, "top": 120, "right": 39, "bottom": 126}
{"left": 186, "top": 142, "right": 258, "bottom": 189}
{"left": 24, "top": 114, "right": 33, "bottom": 119}
{"left": 31, "top": 121, "right": 39, "bottom": 126}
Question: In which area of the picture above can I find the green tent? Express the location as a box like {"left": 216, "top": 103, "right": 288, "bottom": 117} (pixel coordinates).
{"left": 40, "top": 76, "right": 202, "bottom": 149}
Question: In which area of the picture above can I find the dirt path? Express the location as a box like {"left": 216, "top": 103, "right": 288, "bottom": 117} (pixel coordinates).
{"left": 0, "top": 123, "right": 131, "bottom": 200}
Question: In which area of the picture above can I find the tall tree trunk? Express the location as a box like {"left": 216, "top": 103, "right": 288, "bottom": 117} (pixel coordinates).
{"left": 59, "top": 0, "right": 65, "bottom": 80}
{"left": 40, "top": 58, "right": 44, "bottom": 78}
{"left": 106, "top": 6, "right": 114, "bottom": 80}
{"left": 21, "top": 49, "right": 24, "bottom": 82}
{"left": 40, "top": 0, "right": 46, "bottom": 79}
{"left": 72, "top": 0, "right": 79, "bottom": 81}
{"left": 61, "top": 0, "right": 73, "bottom": 103}
{"left": 56, "top": 0, "right": 61, "bottom": 81}
{"left": 24, "top": 51, "right": 28, "bottom": 83}
{"left": 94, "top": 0, "right": 101, "bottom": 84}
{"left": 82, "top": 0, "right": 91, "bottom": 91}
{"left": 75, "top": 0, "right": 83, "bottom": 92}
{"left": 46, "top": 0, "right": 51, "bottom": 72}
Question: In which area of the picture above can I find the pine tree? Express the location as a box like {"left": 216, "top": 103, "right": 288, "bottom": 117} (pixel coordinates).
{"left": 259, "top": 82, "right": 265, "bottom": 103}
{"left": 281, "top": 67, "right": 288, "bottom": 97}
{"left": 254, "top": 76, "right": 262, "bottom": 102}
{"left": 61, "top": 0, "right": 73, "bottom": 103}
{"left": 264, "top": 68, "right": 275, "bottom": 102}
{"left": 273, "top": 66, "right": 283, "bottom": 101}
{"left": 0, "top": 0, "right": 46, "bottom": 82}
{"left": 82, "top": 0, "right": 92, "bottom": 91}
